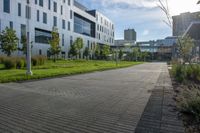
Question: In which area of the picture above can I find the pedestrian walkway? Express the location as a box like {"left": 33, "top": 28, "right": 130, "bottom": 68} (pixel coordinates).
{"left": 135, "top": 65, "right": 184, "bottom": 133}
{"left": 0, "top": 63, "right": 184, "bottom": 132}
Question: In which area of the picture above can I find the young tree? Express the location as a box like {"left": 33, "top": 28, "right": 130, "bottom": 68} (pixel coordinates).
{"left": 102, "top": 44, "right": 110, "bottom": 60}
{"left": 178, "top": 35, "right": 194, "bottom": 64}
{"left": 141, "top": 51, "right": 149, "bottom": 61}
{"left": 0, "top": 27, "right": 18, "bottom": 56}
{"left": 118, "top": 49, "right": 123, "bottom": 60}
{"left": 74, "top": 37, "right": 84, "bottom": 58}
{"left": 94, "top": 44, "right": 101, "bottom": 59}
{"left": 83, "top": 47, "right": 90, "bottom": 60}
{"left": 132, "top": 47, "right": 140, "bottom": 61}
{"left": 69, "top": 44, "right": 78, "bottom": 59}
{"left": 19, "top": 35, "right": 27, "bottom": 55}
{"left": 48, "top": 27, "right": 61, "bottom": 62}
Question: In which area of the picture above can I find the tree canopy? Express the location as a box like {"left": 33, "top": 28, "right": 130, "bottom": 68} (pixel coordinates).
{"left": 48, "top": 27, "right": 61, "bottom": 62}
{"left": 0, "top": 27, "right": 18, "bottom": 56}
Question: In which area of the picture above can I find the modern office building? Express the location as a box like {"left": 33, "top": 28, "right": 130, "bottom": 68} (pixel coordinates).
{"left": 172, "top": 11, "right": 200, "bottom": 36}
{"left": 0, "top": 0, "right": 115, "bottom": 57}
{"left": 173, "top": 12, "right": 200, "bottom": 62}
{"left": 124, "top": 29, "right": 136, "bottom": 41}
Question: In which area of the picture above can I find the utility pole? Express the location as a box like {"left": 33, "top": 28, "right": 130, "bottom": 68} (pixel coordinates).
{"left": 26, "top": 0, "right": 32, "bottom": 75}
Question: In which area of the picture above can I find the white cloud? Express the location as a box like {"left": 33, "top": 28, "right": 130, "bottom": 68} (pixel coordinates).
{"left": 142, "top": 30, "right": 150, "bottom": 36}
{"left": 87, "top": 0, "right": 200, "bottom": 40}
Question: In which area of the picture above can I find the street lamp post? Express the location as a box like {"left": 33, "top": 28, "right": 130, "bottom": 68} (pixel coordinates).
{"left": 26, "top": 0, "right": 32, "bottom": 75}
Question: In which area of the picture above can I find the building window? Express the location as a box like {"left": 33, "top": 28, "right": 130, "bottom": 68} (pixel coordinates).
{"left": 70, "top": 36, "right": 73, "bottom": 46}
{"left": 43, "top": 12, "right": 47, "bottom": 24}
{"left": 62, "top": 34, "right": 64, "bottom": 46}
{"left": 39, "top": 49, "right": 42, "bottom": 55}
{"left": 35, "top": 0, "right": 37, "bottom": 4}
{"left": 53, "top": 16, "right": 57, "bottom": 27}
{"left": 3, "top": 0, "right": 10, "bottom": 13}
{"left": 0, "top": 19, "right": 1, "bottom": 32}
{"left": 39, "top": 0, "right": 43, "bottom": 7}
{"left": 61, "top": 6, "right": 63, "bottom": 15}
{"left": 18, "top": 3, "right": 21, "bottom": 16}
{"left": 87, "top": 40, "right": 89, "bottom": 48}
{"left": 62, "top": 19, "right": 66, "bottom": 29}
{"left": 68, "top": 21, "right": 70, "bottom": 31}
{"left": 70, "top": 10, "right": 73, "bottom": 19}
{"left": 35, "top": 28, "right": 51, "bottom": 44}
{"left": 26, "top": 6, "right": 31, "bottom": 19}
{"left": 48, "top": 0, "right": 51, "bottom": 10}
{"left": 37, "top": 10, "right": 40, "bottom": 22}
{"left": 68, "top": 0, "right": 71, "bottom": 6}
{"left": 53, "top": 2, "right": 57, "bottom": 12}
{"left": 21, "top": 24, "right": 26, "bottom": 40}
{"left": 9, "top": 21, "right": 13, "bottom": 29}
{"left": 74, "top": 13, "right": 95, "bottom": 37}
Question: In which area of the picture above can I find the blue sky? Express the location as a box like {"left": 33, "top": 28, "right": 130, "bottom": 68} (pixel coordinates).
{"left": 77, "top": 0, "right": 199, "bottom": 41}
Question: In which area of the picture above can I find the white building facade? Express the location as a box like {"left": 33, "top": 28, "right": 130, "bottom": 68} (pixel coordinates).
{"left": 0, "top": 0, "right": 115, "bottom": 57}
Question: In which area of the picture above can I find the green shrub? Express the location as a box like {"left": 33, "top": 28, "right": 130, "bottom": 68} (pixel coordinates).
{"left": 185, "top": 65, "right": 200, "bottom": 82}
{"left": 3, "top": 58, "right": 16, "bottom": 69}
{"left": 16, "top": 58, "right": 25, "bottom": 69}
{"left": 172, "top": 65, "right": 187, "bottom": 82}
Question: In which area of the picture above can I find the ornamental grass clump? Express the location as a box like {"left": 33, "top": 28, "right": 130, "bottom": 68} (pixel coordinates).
{"left": 177, "top": 88, "right": 200, "bottom": 122}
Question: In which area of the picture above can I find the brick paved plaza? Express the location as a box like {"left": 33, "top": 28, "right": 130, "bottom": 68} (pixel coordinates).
{"left": 0, "top": 63, "right": 183, "bottom": 133}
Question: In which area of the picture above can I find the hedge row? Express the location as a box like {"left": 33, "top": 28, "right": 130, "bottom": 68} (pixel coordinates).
{"left": 0, "top": 56, "right": 47, "bottom": 69}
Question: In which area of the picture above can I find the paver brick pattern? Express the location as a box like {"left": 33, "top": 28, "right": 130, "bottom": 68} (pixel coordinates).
{"left": 0, "top": 63, "right": 166, "bottom": 133}
{"left": 135, "top": 64, "right": 184, "bottom": 133}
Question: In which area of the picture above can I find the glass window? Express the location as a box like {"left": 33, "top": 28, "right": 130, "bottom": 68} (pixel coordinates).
{"left": 37, "top": 10, "right": 40, "bottom": 22}
{"left": 39, "top": 0, "right": 43, "bottom": 7}
{"left": 53, "top": 16, "right": 57, "bottom": 27}
{"left": 61, "top": 6, "right": 63, "bottom": 15}
{"left": 21, "top": 24, "right": 26, "bottom": 43}
{"left": 53, "top": 2, "right": 57, "bottom": 12}
{"left": 48, "top": 0, "right": 51, "bottom": 10}
{"left": 62, "top": 19, "right": 66, "bottom": 29}
{"left": 35, "top": 0, "right": 37, "bottom": 4}
{"left": 74, "top": 14, "right": 95, "bottom": 37}
{"left": 35, "top": 28, "right": 51, "bottom": 44}
{"left": 10, "top": 21, "right": 13, "bottom": 29}
{"left": 39, "top": 49, "right": 42, "bottom": 55}
{"left": 70, "top": 36, "right": 73, "bottom": 46}
{"left": 70, "top": 10, "right": 73, "bottom": 19}
{"left": 3, "top": 0, "right": 10, "bottom": 13}
{"left": 62, "top": 34, "right": 64, "bottom": 46}
{"left": 43, "top": 12, "right": 47, "bottom": 24}
{"left": 0, "top": 19, "right": 1, "bottom": 32}
{"left": 68, "top": 21, "right": 70, "bottom": 31}
{"left": 26, "top": 6, "right": 31, "bottom": 19}
{"left": 68, "top": 0, "right": 71, "bottom": 6}
{"left": 18, "top": 3, "right": 21, "bottom": 16}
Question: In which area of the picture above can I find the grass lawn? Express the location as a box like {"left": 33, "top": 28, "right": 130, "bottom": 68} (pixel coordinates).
{"left": 0, "top": 60, "right": 142, "bottom": 83}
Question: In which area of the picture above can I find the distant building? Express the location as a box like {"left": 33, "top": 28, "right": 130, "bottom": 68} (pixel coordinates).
{"left": 172, "top": 11, "right": 200, "bottom": 36}
{"left": 114, "top": 29, "right": 136, "bottom": 47}
{"left": 124, "top": 29, "right": 137, "bottom": 41}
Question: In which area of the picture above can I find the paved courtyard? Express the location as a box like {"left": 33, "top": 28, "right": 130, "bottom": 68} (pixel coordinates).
{"left": 0, "top": 63, "right": 182, "bottom": 133}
